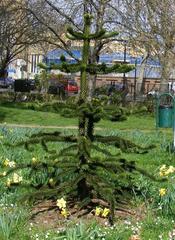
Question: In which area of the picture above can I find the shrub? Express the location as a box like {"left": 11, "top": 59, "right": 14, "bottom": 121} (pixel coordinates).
{"left": 60, "top": 108, "right": 77, "bottom": 118}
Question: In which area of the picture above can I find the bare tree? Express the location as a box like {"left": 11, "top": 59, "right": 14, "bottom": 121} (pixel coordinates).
{"left": 0, "top": 0, "right": 44, "bottom": 78}
{"left": 110, "top": 0, "right": 175, "bottom": 92}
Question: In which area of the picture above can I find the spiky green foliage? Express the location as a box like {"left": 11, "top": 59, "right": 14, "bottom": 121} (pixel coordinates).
{"left": 1, "top": 13, "right": 157, "bottom": 225}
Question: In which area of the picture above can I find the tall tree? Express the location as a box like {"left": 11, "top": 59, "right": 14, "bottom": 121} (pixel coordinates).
{"left": 0, "top": 0, "right": 43, "bottom": 78}
{"left": 3, "top": 11, "right": 148, "bottom": 226}
{"left": 110, "top": 0, "right": 175, "bottom": 91}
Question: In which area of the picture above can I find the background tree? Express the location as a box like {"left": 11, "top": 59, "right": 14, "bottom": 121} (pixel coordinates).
{"left": 110, "top": 0, "right": 175, "bottom": 92}
{"left": 0, "top": 0, "right": 44, "bottom": 78}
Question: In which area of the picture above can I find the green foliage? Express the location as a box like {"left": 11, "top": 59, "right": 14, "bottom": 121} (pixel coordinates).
{"left": 48, "top": 221, "right": 131, "bottom": 240}
{"left": 108, "top": 108, "right": 127, "bottom": 122}
{"left": 109, "top": 92, "right": 123, "bottom": 105}
{"left": 140, "top": 213, "right": 174, "bottom": 240}
{"left": 60, "top": 108, "right": 77, "bottom": 118}
{"left": 0, "top": 203, "right": 29, "bottom": 240}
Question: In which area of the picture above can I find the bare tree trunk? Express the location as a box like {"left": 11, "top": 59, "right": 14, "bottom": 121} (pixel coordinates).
{"left": 0, "top": 69, "right": 8, "bottom": 78}
{"left": 160, "top": 57, "right": 171, "bottom": 92}
{"left": 137, "top": 52, "right": 149, "bottom": 94}
{"left": 88, "top": 74, "right": 97, "bottom": 99}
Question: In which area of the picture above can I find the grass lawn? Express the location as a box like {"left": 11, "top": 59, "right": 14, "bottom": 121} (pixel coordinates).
{"left": 0, "top": 104, "right": 164, "bottom": 131}
{"left": 0, "top": 104, "right": 174, "bottom": 239}
{"left": 0, "top": 106, "right": 78, "bottom": 127}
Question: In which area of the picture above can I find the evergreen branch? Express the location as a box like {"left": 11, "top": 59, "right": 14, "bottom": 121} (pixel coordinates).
{"left": 87, "top": 173, "right": 115, "bottom": 189}
{"left": 58, "top": 144, "right": 78, "bottom": 156}
{"left": 30, "top": 131, "right": 61, "bottom": 138}
{"left": 77, "top": 197, "right": 91, "bottom": 209}
{"left": 6, "top": 135, "right": 77, "bottom": 149}
{"left": 21, "top": 173, "right": 86, "bottom": 201}
{"left": 88, "top": 29, "right": 106, "bottom": 39}
{"left": 41, "top": 139, "right": 56, "bottom": 154}
{"left": 98, "top": 64, "right": 134, "bottom": 74}
{"left": 95, "top": 135, "right": 155, "bottom": 153}
{"left": 65, "top": 33, "right": 77, "bottom": 41}
{"left": 25, "top": 142, "right": 35, "bottom": 151}
{"left": 23, "top": 182, "right": 72, "bottom": 200}
{"left": 91, "top": 144, "right": 118, "bottom": 156}
{"left": 89, "top": 160, "right": 124, "bottom": 174}
{"left": 67, "top": 26, "right": 85, "bottom": 40}
{"left": 37, "top": 62, "right": 50, "bottom": 70}
{"left": 98, "top": 31, "right": 119, "bottom": 40}
{"left": 55, "top": 168, "right": 77, "bottom": 180}
{"left": 55, "top": 162, "right": 78, "bottom": 169}
{"left": 86, "top": 63, "right": 134, "bottom": 75}
{"left": 47, "top": 154, "right": 77, "bottom": 161}
{"left": 50, "top": 62, "right": 81, "bottom": 73}
{"left": 135, "top": 166, "right": 167, "bottom": 182}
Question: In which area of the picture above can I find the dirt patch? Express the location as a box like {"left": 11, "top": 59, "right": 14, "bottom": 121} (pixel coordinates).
{"left": 30, "top": 200, "right": 147, "bottom": 230}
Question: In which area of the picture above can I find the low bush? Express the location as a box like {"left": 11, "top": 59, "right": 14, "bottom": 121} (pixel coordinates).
{"left": 60, "top": 108, "right": 77, "bottom": 118}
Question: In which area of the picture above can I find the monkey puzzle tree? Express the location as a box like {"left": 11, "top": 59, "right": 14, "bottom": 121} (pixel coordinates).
{"left": 1, "top": 13, "right": 156, "bottom": 224}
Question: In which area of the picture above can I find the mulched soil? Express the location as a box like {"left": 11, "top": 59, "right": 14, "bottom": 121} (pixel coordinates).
{"left": 30, "top": 200, "right": 147, "bottom": 230}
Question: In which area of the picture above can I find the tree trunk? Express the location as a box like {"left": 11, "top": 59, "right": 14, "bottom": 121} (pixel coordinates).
{"left": 137, "top": 52, "right": 149, "bottom": 94}
{"left": 88, "top": 74, "right": 97, "bottom": 100}
{"left": 160, "top": 59, "right": 171, "bottom": 93}
{"left": 0, "top": 67, "right": 8, "bottom": 78}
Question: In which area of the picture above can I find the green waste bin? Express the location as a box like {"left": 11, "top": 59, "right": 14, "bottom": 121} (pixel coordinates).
{"left": 158, "top": 105, "right": 173, "bottom": 128}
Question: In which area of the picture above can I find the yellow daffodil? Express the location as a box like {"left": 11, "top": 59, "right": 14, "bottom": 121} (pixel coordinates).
{"left": 3, "top": 159, "right": 16, "bottom": 168}
{"left": 56, "top": 198, "right": 66, "bottom": 209}
{"left": 159, "top": 171, "right": 165, "bottom": 177}
{"left": 32, "top": 157, "right": 38, "bottom": 164}
{"left": 102, "top": 208, "right": 110, "bottom": 217}
{"left": 95, "top": 207, "right": 103, "bottom": 216}
{"left": 60, "top": 208, "right": 69, "bottom": 218}
{"left": 12, "top": 173, "right": 22, "bottom": 183}
{"left": 49, "top": 178, "right": 54, "bottom": 184}
{"left": 159, "top": 165, "right": 168, "bottom": 177}
{"left": 0, "top": 171, "right": 6, "bottom": 177}
{"left": 159, "top": 188, "right": 166, "bottom": 197}
{"left": 49, "top": 178, "right": 55, "bottom": 186}
{"left": 3, "top": 159, "right": 10, "bottom": 167}
{"left": 166, "top": 166, "right": 175, "bottom": 175}
{"left": 6, "top": 178, "right": 11, "bottom": 187}
{"left": 160, "top": 165, "right": 166, "bottom": 171}
{"left": 159, "top": 165, "right": 175, "bottom": 176}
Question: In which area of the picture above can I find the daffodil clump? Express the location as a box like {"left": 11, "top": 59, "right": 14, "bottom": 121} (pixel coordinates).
{"left": 6, "top": 173, "right": 23, "bottom": 187}
{"left": 0, "top": 158, "right": 23, "bottom": 187}
{"left": 95, "top": 206, "right": 110, "bottom": 218}
{"left": 159, "top": 188, "right": 167, "bottom": 197}
{"left": 158, "top": 165, "right": 175, "bottom": 197}
{"left": 159, "top": 165, "right": 175, "bottom": 177}
{"left": 56, "top": 198, "right": 69, "bottom": 218}
{"left": 3, "top": 158, "right": 16, "bottom": 168}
